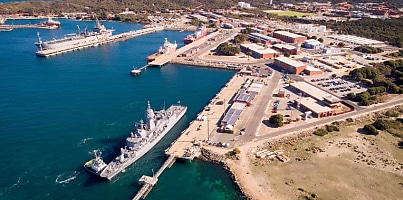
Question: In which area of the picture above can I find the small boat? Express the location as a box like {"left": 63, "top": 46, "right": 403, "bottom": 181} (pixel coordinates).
{"left": 0, "top": 28, "right": 13, "bottom": 32}
{"left": 84, "top": 150, "right": 107, "bottom": 176}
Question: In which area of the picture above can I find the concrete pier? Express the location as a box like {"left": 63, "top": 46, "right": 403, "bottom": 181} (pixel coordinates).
{"left": 148, "top": 31, "right": 220, "bottom": 67}
{"left": 132, "top": 155, "right": 176, "bottom": 200}
{"left": 35, "top": 26, "right": 164, "bottom": 58}
{"left": 165, "top": 74, "right": 245, "bottom": 159}
{"left": 0, "top": 24, "right": 59, "bottom": 30}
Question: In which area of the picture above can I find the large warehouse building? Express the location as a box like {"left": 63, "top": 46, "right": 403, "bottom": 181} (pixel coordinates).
{"left": 240, "top": 43, "right": 280, "bottom": 59}
{"left": 248, "top": 33, "right": 279, "bottom": 45}
{"left": 273, "top": 31, "right": 307, "bottom": 43}
{"left": 275, "top": 57, "right": 306, "bottom": 74}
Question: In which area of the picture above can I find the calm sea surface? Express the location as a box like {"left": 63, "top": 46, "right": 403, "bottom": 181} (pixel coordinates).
{"left": 0, "top": 19, "right": 241, "bottom": 200}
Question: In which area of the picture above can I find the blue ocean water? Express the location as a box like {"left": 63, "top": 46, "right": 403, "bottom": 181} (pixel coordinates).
{"left": 0, "top": 19, "right": 241, "bottom": 199}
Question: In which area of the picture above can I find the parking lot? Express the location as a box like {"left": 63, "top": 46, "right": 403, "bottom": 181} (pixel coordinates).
{"left": 308, "top": 76, "right": 367, "bottom": 97}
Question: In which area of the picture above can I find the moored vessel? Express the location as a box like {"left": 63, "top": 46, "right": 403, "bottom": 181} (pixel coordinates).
{"left": 183, "top": 25, "right": 207, "bottom": 44}
{"left": 99, "top": 101, "right": 187, "bottom": 180}
{"left": 37, "top": 18, "right": 61, "bottom": 29}
{"left": 35, "top": 19, "right": 114, "bottom": 50}
{"left": 147, "top": 38, "right": 177, "bottom": 62}
{"left": 84, "top": 150, "right": 107, "bottom": 176}
{"left": 0, "top": 27, "right": 13, "bottom": 32}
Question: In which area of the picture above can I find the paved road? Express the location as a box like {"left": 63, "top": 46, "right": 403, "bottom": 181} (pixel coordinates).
{"left": 232, "top": 69, "right": 282, "bottom": 146}
{"left": 256, "top": 98, "right": 403, "bottom": 141}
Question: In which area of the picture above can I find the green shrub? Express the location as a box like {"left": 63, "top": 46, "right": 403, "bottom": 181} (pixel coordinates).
{"left": 372, "top": 119, "right": 391, "bottom": 130}
{"left": 363, "top": 124, "right": 379, "bottom": 135}
{"left": 326, "top": 125, "right": 340, "bottom": 132}
{"left": 313, "top": 129, "right": 328, "bottom": 136}
{"left": 233, "top": 147, "right": 241, "bottom": 154}
{"left": 385, "top": 111, "right": 399, "bottom": 117}
{"left": 269, "top": 114, "right": 284, "bottom": 127}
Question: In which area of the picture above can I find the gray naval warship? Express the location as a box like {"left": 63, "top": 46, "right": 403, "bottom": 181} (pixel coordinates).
{"left": 99, "top": 101, "right": 187, "bottom": 180}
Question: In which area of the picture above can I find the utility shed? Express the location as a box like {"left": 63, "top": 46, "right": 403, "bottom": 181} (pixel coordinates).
{"left": 221, "top": 102, "right": 246, "bottom": 126}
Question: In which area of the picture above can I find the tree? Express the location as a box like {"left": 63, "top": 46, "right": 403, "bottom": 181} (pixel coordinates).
{"left": 233, "top": 34, "right": 248, "bottom": 44}
{"left": 216, "top": 42, "right": 240, "bottom": 56}
{"left": 346, "top": 92, "right": 356, "bottom": 100}
{"left": 284, "top": 52, "right": 291, "bottom": 57}
{"left": 337, "top": 42, "right": 345, "bottom": 48}
{"left": 372, "top": 119, "right": 391, "bottom": 130}
{"left": 269, "top": 114, "right": 284, "bottom": 127}
{"left": 363, "top": 124, "right": 379, "bottom": 135}
{"left": 317, "top": 38, "right": 324, "bottom": 43}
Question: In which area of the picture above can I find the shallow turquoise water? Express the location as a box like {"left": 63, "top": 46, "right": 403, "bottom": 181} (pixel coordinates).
{"left": 0, "top": 19, "right": 241, "bottom": 199}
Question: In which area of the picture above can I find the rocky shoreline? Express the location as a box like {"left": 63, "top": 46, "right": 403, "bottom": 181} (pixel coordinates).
{"left": 200, "top": 148, "right": 250, "bottom": 200}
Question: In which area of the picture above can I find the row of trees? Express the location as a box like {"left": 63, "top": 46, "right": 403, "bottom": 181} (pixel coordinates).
{"left": 353, "top": 45, "right": 384, "bottom": 54}
{"left": 326, "top": 18, "right": 403, "bottom": 48}
{"left": 346, "top": 59, "right": 403, "bottom": 106}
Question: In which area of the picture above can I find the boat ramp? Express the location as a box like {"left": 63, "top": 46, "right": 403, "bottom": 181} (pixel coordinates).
{"left": 36, "top": 26, "right": 164, "bottom": 57}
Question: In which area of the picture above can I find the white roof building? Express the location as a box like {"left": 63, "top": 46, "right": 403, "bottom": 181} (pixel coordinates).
{"left": 290, "top": 81, "right": 339, "bottom": 101}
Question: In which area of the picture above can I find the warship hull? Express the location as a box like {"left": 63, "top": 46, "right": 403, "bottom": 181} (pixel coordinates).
{"left": 100, "top": 104, "right": 187, "bottom": 180}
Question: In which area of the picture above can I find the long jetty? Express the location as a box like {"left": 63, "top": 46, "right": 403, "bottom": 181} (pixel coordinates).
{"left": 132, "top": 155, "right": 176, "bottom": 200}
{"left": 0, "top": 24, "right": 58, "bottom": 30}
{"left": 35, "top": 26, "right": 164, "bottom": 57}
{"left": 148, "top": 31, "right": 220, "bottom": 67}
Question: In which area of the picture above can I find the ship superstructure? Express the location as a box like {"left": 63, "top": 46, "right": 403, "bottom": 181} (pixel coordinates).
{"left": 35, "top": 19, "right": 113, "bottom": 50}
{"left": 99, "top": 101, "right": 187, "bottom": 180}
{"left": 37, "top": 18, "right": 61, "bottom": 29}
{"left": 147, "top": 38, "right": 177, "bottom": 62}
{"left": 183, "top": 25, "right": 207, "bottom": 44}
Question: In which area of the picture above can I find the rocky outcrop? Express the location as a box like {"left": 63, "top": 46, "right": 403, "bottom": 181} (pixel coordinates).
{"left": 200, "top": 148, "right": 250, "bottom": 199}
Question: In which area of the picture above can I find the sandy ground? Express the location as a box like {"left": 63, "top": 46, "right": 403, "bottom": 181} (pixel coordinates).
{"left": 209, "top": 115, "right": 403, "bottom": 200}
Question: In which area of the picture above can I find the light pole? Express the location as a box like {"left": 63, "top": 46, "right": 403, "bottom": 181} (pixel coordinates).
{"left": 207, "top": 119, "right": 210, "bottom": 141}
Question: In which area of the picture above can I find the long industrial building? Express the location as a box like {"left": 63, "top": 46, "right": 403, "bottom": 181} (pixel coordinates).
{"left": 240, "top": 43, "right": 280, "bottom": 59}
{"left": 248, "top": 33, "right": 279, "bottom": 45}
{"left": 273, "top": 31, "right": 307, "bottom": 43}
{"left": 275, "top": 57, "right": 306, "bottom": 74}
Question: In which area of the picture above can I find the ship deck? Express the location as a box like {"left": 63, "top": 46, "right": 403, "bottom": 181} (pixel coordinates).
{"left": 36, "top": 26, "right": 164, "bottom": 57}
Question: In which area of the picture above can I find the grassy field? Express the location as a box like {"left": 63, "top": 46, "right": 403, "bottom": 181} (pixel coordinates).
{"left": 263, "top": 10, "right": 312, "bottom": 17}
{"left": 249, "top": 120, "right": 403, "bottom": 200}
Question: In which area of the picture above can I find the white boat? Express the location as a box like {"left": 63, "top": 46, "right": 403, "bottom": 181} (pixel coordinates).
{"left": 0, "top": 28, "right": 13, "bottom": 32}
{"left": 84, "top": 150, "right": 107, "bottom": 176}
